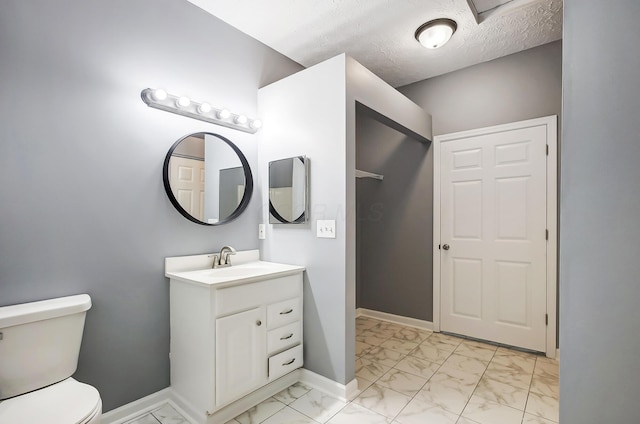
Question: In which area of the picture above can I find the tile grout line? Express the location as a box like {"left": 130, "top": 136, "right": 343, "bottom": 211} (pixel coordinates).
{"left": 457, "top": 347, "right": 497, "bottom": 423}
{"left": 521, "top": 357, "right": 539, "bottom": 424}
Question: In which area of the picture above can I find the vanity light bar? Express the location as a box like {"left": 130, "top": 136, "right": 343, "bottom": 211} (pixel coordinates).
{"left": 140, "top": 88, "right": 262, "bottom": 134}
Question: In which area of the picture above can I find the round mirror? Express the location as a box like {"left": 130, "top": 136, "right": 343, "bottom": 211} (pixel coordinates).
{"left": 163, "top": 132, "right": 253, "bottom": 226}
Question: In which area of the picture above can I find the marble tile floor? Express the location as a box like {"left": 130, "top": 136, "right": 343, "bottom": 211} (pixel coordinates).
{"left": 127, "top": 316, "right": 559, "bottom": 424}
{"left": 125, "top": 403, "right": 191, "bottom": 424}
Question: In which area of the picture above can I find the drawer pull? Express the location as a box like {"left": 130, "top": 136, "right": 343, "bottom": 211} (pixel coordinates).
{"left": 280, "top": 308, "right": 294, "bottom": 315}
{"left": 282, "top": 358, "right": 296, "bottom": 366}
{"left": 280, "top": 333, "right": 294, "bottom": 340}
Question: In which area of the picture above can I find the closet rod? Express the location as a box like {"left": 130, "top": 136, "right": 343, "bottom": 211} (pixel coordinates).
{"left": 355, "top": 169, "right": 384, "bottom": 180}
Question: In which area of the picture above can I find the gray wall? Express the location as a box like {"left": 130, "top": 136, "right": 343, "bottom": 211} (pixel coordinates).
{"left": 401, "top": 40, "right": 562, "bottom": 136}
{"left": 356, "top": 113, "right": 432, "bottom": 320}
{"left": 0, "top": 0, "right": 301, "bottom": 412}
{"left": 560, "top": 1, "right": 640, "bottom": 421}
{"left": 364, "top": 41, "right": 562, "bottom": 322}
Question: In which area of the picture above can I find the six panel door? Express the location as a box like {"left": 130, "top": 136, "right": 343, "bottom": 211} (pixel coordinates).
{"left": 440, "top": 124, "right": 548, "bottom": 351}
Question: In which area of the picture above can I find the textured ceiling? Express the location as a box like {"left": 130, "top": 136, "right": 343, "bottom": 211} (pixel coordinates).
{"left": 187, "top": 0, "right": 562, "bottom": 87}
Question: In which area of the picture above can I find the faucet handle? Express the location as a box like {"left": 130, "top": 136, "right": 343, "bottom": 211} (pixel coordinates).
{"left": 210, "top": 254, "right": 221, "bottom": 268}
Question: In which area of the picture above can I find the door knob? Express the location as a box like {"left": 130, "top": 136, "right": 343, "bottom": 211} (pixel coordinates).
{"left": 442, "top": 244, "right": 450, "bottom": 250}
{"left": 256, "top": 320, "right": 262, "bottom": 326}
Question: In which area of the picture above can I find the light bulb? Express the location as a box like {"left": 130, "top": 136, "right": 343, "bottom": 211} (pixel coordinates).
{"left": 250, "top": 119, "right": 263, "bottom": 129}
{"left": 197, "top": 102, "right": 212, "bottom": 114}
{"left": 152, "top": 88, "right": 167, "bottom": 101}
{"left": 235, "top": 114, "right": 248, "bottom": 125}
{"left": 177, "top": 96, "right": 191, "bottom": 108}
{"left": 218, "top": 109, "right": 231, "bottom": 119}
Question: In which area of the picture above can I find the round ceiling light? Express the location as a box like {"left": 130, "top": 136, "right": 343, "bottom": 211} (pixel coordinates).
{"left": 415, "top": 18, "right": 457, "bottom": 49}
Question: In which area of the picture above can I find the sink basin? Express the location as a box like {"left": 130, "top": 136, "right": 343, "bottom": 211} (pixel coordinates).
{"left": 165, "top": 257, "right": 304, "bottom": 287}
{"left": 183, "top": 263, "right": 278, "bottom": 279}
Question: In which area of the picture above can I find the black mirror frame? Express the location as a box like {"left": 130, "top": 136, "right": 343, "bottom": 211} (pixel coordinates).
{"left": 163, "top": 132, "right": 253, "bottom": 226}
{"left": 268, "top": 156, "right": 308, "bottom": 224}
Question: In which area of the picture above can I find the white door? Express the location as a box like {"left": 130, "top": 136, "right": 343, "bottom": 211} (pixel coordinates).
{"left": 439, "top": 123, "right": 548, "bottom": 352}
{"left": 169, "top": 156, "right": 205, "bottom": 220}
{"left": 215, "top": 307, "right": 267, "bottom": 407}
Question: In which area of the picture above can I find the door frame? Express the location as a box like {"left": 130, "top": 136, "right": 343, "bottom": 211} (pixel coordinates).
{"left": 433, "top": 115, "right": 558, "bottom": 358}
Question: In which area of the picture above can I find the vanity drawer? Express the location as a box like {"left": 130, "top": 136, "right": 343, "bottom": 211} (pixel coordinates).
{"left": 267, "top": 321, "right": 301, "bottom": 355}
{"left": 267, "top": 297, "right": 300, "bottom": 329}
{"left": 215, "top": 274, "right": 301, "bottom": 317}
{"left": 268, "top": 344, "right": 303, "bottom": 381}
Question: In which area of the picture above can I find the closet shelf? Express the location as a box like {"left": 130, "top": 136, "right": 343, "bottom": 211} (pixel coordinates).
{"left": 355, "top": 169, "right": 384, "bottom": 180}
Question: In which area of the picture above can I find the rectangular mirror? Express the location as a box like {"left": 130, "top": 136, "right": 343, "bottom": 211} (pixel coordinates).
{"left": 269, "top": 156, "right": 309, "bottom": 224}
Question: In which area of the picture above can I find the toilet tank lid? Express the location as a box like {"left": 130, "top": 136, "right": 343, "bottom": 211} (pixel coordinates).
{"left": 0, "top": 294, "right": 91, "bottom": 329}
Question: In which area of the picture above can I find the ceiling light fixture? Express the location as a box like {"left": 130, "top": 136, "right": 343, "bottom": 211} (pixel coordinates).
{"left": 415, "top": 18, "right": 457, "bottom": 49}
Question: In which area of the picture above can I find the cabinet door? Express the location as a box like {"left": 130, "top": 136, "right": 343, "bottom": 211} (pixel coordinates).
{"left": 215, "top": 307, "right": 267, "bottom": 406}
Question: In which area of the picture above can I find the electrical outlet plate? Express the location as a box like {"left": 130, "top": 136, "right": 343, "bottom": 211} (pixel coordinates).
{"left": 258, "top": 224, "right": 266, "bottom": 240}
{"left": 316, "top": 220, "right": 336, "bottom": 238}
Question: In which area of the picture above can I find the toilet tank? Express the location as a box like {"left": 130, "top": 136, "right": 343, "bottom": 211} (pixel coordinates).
{"left": 0, "top": 294, "right": 91, "bottom": 400}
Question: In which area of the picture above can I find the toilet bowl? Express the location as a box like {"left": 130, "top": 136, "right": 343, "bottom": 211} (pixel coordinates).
{"left": 0, "top": 294, "right": 102, "bottom": 424}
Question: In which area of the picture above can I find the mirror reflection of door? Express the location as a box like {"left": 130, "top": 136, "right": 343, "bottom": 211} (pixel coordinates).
{"left": 168, "top": 136, "right": 206, "bottom": 221}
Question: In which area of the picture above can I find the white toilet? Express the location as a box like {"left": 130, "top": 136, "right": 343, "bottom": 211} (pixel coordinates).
{"left": 0, "top": 294, "right": 102, "bottom": 423}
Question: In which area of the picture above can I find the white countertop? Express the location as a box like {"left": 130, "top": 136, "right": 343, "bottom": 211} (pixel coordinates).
{"left": 165, "top": 250, "right": 305, "bottom": 288}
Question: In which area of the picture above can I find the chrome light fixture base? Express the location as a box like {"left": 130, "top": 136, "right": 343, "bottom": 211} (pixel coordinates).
{"left": 141, "top": 88, "right": 262, "bottom": 134}
{"left": 415, "top": 18, "right": 458, "bottom": 49}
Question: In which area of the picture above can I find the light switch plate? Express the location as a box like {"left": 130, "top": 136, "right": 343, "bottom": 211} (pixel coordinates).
{"left": 258, "top": 224, "right": 266, "bottom": 240}
{"left": 316, "top": 220, "right": 336, "bottom": 238}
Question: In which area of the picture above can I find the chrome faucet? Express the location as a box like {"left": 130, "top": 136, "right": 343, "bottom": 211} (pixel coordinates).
{"left": 212, "top": 245, "right": 236, "bottom": 268}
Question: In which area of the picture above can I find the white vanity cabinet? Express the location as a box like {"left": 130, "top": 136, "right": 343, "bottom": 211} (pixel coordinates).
{"left": 166, "top": 251, "right": 304, "bottom": 424}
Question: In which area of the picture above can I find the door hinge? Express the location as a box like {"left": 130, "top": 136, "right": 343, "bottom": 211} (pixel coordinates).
{"left": 545, "top": 229, "right": 549, "bottom": 240}
{"left": 545, "top": 314, "right": 549, "bottom": 326}
{"left": 546, "top": 144, "right": 549, "bottom": 155}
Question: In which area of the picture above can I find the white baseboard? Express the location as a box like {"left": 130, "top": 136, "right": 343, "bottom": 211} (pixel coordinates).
{"left": 357, "top": 308, "right": 433, "bottom": 331}
{"left": 102, "top": 368, "right": 353, "bottom": 424}
{"left": 197, "top": 371, "right": 300, "bottom": 423}
{"left": 101, "top": 387, "right": 172, "bottom": 424}
{"left": 298, "top": 369, "right": 359, "bottom": 402}
{"left": 344, "top": 377, "right": 360, "bottom": 401}
{"left": 167, "top": 390, "right": 202, "bottom": 424}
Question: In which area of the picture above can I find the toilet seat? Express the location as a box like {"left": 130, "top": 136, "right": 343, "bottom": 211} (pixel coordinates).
{"left": 0, "top": 377, "right": 101, "bottom": 424}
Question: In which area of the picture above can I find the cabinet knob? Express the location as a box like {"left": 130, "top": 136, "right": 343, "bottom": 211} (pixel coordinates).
{"left": 256, "top": 320, "right": 262, "bottom": 326}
